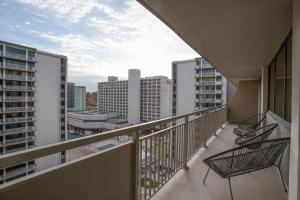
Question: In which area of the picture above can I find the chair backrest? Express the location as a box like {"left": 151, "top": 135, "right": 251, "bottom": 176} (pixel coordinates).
{"left": 204, "top": 138, "right": 290, "bottom": 178}
{"left": 239, "top": 113, "right": 266, "bottom": 130}
{"left": 235, "top": 123, "right": 278, "bottom": 146}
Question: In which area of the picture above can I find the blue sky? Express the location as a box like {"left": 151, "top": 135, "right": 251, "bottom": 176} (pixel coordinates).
{"left": 0, "top": 0, "right": 198, "bottom": 91}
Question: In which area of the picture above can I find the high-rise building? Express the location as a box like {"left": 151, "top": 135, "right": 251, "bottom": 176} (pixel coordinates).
{"left": 0, "top": 41, "right": 67, "bottom": 183}
{"left": 67, "top": 83, "right": 74, "bottom": 112}
{"left": 172, "top": 57, "right": 234, "bottom": 116}
{"left": 67, "top": 83, "right": 86, "bottom": 112}
{"left": 97, "top": 69, "right": 172, "bottom": 124}
{"left": 74, "top": 86, "right": 86, "bottom": 112}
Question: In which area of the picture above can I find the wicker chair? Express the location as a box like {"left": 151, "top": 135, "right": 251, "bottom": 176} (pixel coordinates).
{"left": 234, "top": 123, "right": 278, "bottom": 147}
{"left": 203, "top": 138, "right": 290, "bottom": 200}
{"left": 233, "top": 113, "right": 266, "bottom": 136}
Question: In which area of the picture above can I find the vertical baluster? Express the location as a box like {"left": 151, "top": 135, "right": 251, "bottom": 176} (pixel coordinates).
{"left": 144, "top": 138, "right": 148, "bottom": 200}
{"left": 149, "top": 136, "right": 153, "bottom": 197}
{"left": 154, "top": 134, "right": 158, "bottom": 194}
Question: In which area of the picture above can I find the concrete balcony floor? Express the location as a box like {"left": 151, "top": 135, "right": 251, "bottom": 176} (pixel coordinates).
{"left": 151, "top": 124, "right": 288, "bottom": 200}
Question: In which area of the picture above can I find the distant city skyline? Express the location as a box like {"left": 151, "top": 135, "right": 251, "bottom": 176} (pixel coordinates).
{"left": 0, "top": 0, "right": 199, "bottom": 91}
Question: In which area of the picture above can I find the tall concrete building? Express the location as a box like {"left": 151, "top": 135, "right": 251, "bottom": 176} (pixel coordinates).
{"left": 0, "top": 41, "right": 67, "bottom": 183}
{"left": 67, "top": 83, "right": 86, "bottom": 112}
{"left": 172, "top": 57, "right": 234, "bottom": 115}
{"left": 97, "top": 69, "right": 172, "bottom": 124}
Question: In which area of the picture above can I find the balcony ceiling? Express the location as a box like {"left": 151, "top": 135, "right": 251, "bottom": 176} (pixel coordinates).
{"left": 137, "top": 0, "right": 292, "bottom": 83}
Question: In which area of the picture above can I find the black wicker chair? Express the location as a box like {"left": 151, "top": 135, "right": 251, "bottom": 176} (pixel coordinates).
{"left": 203, "top": 138, "right": 290, "bottom": 200}
{"left": 234, "top": 123, "right": 278, "bottom": 147}
{"left": 233, "top": 113, "right": 266, "bottom": 136}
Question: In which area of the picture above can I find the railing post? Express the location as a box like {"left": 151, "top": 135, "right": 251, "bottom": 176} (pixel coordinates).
{"left": 183, "top": 116, "right": 189, "bottom": 170}
{"left": 132, "top": 131, "right": 140, "bottom": 200}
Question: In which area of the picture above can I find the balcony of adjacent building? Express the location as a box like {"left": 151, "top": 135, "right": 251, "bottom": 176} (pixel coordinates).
{"left": 0, "top": 96, "right": 35, "bottom": 103}
{"left": 0, "top": 74, "right": 36, "bottom": 82}
{"left": 0, "top": 116, "right": 36, "bottom": 125}
{"left": 0, "top": 126, "right": 35, "bottom": 136}
{"left": 0, "top": 62, "right": 36, "bottom": 72}
{"left": 0, "top": 85, "right": 35, "bottom": 91}
{"left": 0, "top": 107, "right": 35, "bottom": 113}
{"left": 0, "top": 51, "right": 37, "bottom": 63}
{"left": 0, "top": 136, "right": 36, "bottom": 148}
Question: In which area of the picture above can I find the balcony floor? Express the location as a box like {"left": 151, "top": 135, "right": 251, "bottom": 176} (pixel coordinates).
{"left": 151, "top": 124, "right": 288, "bottom": 200}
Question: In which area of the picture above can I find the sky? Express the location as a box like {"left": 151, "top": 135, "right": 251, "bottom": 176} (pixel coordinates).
{"left": 0, "top": 0, "right": 199, "bottom": 91}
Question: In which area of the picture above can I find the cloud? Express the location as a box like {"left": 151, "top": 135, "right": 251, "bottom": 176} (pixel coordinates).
{"left": 16, "top": 0, "right": 117, "bottom": 23}
{"left": 16, "top": 0, "right": 199, "bottom": 91}
{"left": 25, "top": 21, "right": 31, "bottom": 25}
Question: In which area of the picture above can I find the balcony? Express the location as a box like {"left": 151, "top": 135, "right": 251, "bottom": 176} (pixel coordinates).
{"left": 149, "top": 124, "right": 287, "bottom": 200}
{"left": 0, "top": 164, "right": 36, "bottom": 182}
{"left": 198, "top": 81, "right": 215, "bottom": 86}
{"left": 5, "top": 52, "right": 27, "bottom": 60}
{"left": 0, "top": 117, "right": 36, "bottom": 125}
{"left": 4, "top": 96, "right": 35, "bottom": 102}
{"left": 200, "top": 90, "right": 215, "bottom": 94}
{"left": 0, "top": 106, "right": 289, "bottom": 200}
{"left": 2, "top": 85, "right": 35, "bottom": 91}
{"left": 0, "top": 62, "right": 36, "bottom": 72}
{"left": 2, "top": 107, "right": 35, "bottom": 113}
{"left": 198, "top": 98, "right": 216, "bottom": 103}
{"left": 0, "top": 126, "right": 35, "bottom": 136}
{"left": 0, "top": 136, "right": 36, "bottom": 147}
{"left": 4, "top": 75, "right": 26, "bottom": 81}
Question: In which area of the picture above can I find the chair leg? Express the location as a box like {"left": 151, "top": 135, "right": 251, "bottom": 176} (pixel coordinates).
{"left": 277, "top": 166, "right": 287, "bottom": 193}
{"left": 228, "top": 178, "right": 234, "bottom": 200}
{"left": 203, "top": 167, "right": 211, "bottom": 183}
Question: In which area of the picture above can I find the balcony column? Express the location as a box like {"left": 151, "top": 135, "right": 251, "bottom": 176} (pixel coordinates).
{"left": 289, "top": 1, "right": 300, "bottom": 200}
{"left": 132, "top": 131, "right": 140, "bottom": 200}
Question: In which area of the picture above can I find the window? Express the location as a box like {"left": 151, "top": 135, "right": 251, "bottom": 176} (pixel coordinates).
{"left": 268, "top": 31, "right": 292, "bottom": 122}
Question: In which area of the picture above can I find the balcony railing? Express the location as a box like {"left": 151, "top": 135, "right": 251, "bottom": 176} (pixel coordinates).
{"left": 2, "top": 85, "right": 35, "bottom": 91}
{"left": 5, "top": 52, "right": 26, "bottom": 60}
{"left": 5, "top": 96, "right": 26, "bottom": 102}
{"left": 0, "top": 62, "right": 36, "bottom": 72}
{"left": 3, "top": 107, "right": 35, "bottom": 113}
{"left": 0, "top": 126, "right": 35, "bottom": 136}
{"left": 0, "top": 117, "right": 36, "bottom": 124}
{"left": 4, "top": 75, "right": 26, "bottom": 81}
{"left": 0, "top": 105, "right": 227, "bottom": 200}
{"left": 0, "top": 136, "right": 36, "bottom": 147}
{"left": 0, "top": 164, "right": 36, "bottom": 181}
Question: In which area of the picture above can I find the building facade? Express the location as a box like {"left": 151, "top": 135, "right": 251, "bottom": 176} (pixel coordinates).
{"left": 0, "top": 41, "right": 67, "bottom": 183}
{"left": 97, "top": 69, "right": 172, "bottom": 124}
{"left": 172, "top": 57, "right": 233, "bottom": 116}
{"left": 67, "top": 83, "right": 74, "bottom": 112}
{"left": 67, "top": 83, "right": 86, "bottom": 112}
{"left": 74, "top": 86, "right": 86, "bottom": 112}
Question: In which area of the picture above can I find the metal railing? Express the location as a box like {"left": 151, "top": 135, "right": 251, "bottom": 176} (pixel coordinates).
{"left": 5, "top": 96, "right": 26, "bottom": 102}
{"left": 0, "top": 117, "right": 36, "bottom": 124}
{"left": 0, "top": 164, "right": 36, "bottom": 181}
{"left": 201, "top": 90, "right": 215, "bottom": 94}
{"left": 3, "top": 85, "right": 35, "bottom": 91}
{"left": 0, "top": 126, "right": 35, "bottom": 135}
{"left": 4, "top": 75, "right": 26, "bottom": 81}
{"left": 3, "top": 107, "right": 35, "bottom": 113}
{"left": 0, "top": 105, "right": 227, "bottom": 200}
{"left": 0, "top": 136, "right": 36, "bottom": 147}
{"left": 5, "top": 52, "right": 26, "bottom": 60}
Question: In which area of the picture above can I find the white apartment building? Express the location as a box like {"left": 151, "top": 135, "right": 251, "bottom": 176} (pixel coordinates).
{"left": 172, "top": 57, "right": 235, "bottom": 115}
{"left": 97, "top": 69, "right": 172, "bottom": 124}
{"left": 0, "top": 41, "right": 67, "bottom": 183}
